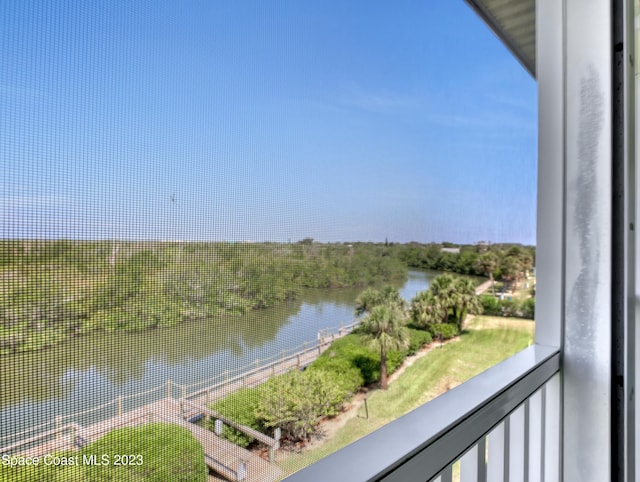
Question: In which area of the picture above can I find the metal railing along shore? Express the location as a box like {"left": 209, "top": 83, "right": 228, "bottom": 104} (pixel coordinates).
{"left": 0, "top": 319, "right": 360, "bottom": 455}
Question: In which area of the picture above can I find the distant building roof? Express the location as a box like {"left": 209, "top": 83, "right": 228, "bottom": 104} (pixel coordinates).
{"left": 441, "top": 247, "right": 461, "bottom": 254}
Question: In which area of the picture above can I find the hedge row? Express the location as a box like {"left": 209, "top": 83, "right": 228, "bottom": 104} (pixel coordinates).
{"left": 209, "top": 325, "right": 460, "bottom": 446}
{"left": 428, "top": 323, "right": 460, "bottom": 341}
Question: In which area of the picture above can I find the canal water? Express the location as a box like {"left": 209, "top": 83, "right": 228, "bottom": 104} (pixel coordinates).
{"left": 0, "top": 270, "right": 436, "bottom": 442}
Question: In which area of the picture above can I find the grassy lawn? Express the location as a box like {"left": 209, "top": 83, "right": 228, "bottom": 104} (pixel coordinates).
{"left": 278, "top": 316, "right": 534, "bottom": 477}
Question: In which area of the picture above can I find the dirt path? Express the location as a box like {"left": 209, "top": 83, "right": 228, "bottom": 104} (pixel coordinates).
{"left": 475, "top": 279, "right": 493, "bottom": 295}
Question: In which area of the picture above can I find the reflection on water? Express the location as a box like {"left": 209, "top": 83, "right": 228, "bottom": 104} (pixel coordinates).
{"left": 0, "top": 270, "right": 436, "bottom": 438}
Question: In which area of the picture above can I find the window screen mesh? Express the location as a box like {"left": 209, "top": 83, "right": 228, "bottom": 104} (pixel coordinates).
{"left": 1, "top": 1, "right": 536, "bottom": 480}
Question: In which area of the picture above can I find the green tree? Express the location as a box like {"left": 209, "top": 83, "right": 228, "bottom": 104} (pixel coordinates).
{"left": 354, "top": 286, "right": 405, "bottom": 316}
{"left": 359, "top": 304, "right": 409, "bottom": 389}
{"left": 380, "top": 285, "right": 407, "bottom": 311}
{"left": 519, "top": 252, "right": 534, "bottom": 278}
{"left": 428, "top": 274, "right": 458, "bottom": 323}
{"left": 452, "top": 277, "right": 482, "bottom": 329}
{"left": 256, "top": 370, "right": 345, "bottom": 442}
{"left": 354, "top": 287, "right": 384, "bottom": 316}
{"left": 500, "top": 256, "right": 521, "bottom": 293}
{"left": 410, "top": 290, "right": 447, "bottom": 328}
{"left": 476, "top": 252, "right": 499, "bottom": 295}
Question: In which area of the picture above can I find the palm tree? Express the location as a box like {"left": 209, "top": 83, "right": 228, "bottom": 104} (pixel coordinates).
{"left": 410, "top": 290, "right": 447, "bottom": 328}
{"left": 380, "top": 285, "right": 407, "bottom": 311}
{"left": 452, "top": 277, "right": 482, "bottom": 329}
{"left": 359, "top": 304, "right": 409, "bottom": 390}
{"left": 355, "top": 287, "right": 383, "bottom": 316}
{"left": 428, "top": 274, "right": 457, "bottom": 323}
{"left": 355, "top": 286, "right": 405, "bottom": 316}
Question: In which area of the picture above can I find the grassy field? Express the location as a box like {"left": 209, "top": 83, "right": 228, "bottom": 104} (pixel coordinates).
{"left": 278, "top": 315, "right": 534, "bottom": 477}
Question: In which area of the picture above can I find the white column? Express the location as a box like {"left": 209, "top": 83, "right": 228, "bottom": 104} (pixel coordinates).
{"left": 538, "top": 0, "right": 614, "bottom": 480}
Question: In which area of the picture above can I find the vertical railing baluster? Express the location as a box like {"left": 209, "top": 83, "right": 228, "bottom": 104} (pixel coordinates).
{"left": 504, "top": 417, "right": 511, "bottom": 482}
{"left": 487, "top": 421, "right": 506, "bottom": 482}
{"left": 540, "top": 385, "right": 546, "bottom": 482}
{"left": 477, "top": 437, "right": 487, "bottom": 482}
{"left": 527, "top": 389, "right": 543, "bottom": 482}
{"left": 509, "top": 404, "right": 525, "bottom": 482}
{"left": 544, "top": 374, "right": 561, "bottom": 482}
{"left": 461, "top": 443, "right": 480, "bottom": 482}
{"left": 524, "top": 400, "right": 530, "bottom": 482}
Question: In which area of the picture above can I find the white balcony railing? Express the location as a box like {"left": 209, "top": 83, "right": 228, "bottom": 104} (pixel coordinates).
{"left": 284, "top": 344, "right": 560, "bottom": 482}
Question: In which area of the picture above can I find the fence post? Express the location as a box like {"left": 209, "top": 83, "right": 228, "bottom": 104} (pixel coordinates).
{"left": 238, "top": 460, "right": 248, "bottom": 482}
{"left": 297, "top": 354, "right": 301, "bottom": 370}
{"left": 270, "top": 427, "right": 281, "bottom": 461}
{"left": 117, "top": 396, "right": 122, "bottom": 417}
{"left": 167, "top": 380, "right": 172, "bottom": 400}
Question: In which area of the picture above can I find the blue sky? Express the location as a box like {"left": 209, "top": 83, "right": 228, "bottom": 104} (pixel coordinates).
{"left": 1, "top": 1, "right": 537, "bottom": 244}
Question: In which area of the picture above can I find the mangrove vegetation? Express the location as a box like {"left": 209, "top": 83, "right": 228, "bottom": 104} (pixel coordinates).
{"left": 0, "top": 240, "right": 534, "bottom": 355}
{"left": 0, "top": 240, "right": 406, "bottom": 354}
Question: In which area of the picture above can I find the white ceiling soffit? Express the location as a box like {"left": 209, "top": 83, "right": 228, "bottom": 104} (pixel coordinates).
{"left": 464, "top": 0, "right": 536, "bottom": 78}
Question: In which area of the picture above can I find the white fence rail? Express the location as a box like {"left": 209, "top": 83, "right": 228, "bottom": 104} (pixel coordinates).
{"left": 1, "top": 319, "right": 359, "bottom": 454}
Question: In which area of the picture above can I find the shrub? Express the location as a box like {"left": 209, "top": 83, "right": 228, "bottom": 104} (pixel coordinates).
{"left": 383, "top": 349, "right": 406, "bottom": 377}
{"left": 499, "top": 299, "right": 519, "bottom": 317}
{"left": 480, "top": 295, "right": 502, "bottom": 316}
{"left": 428, "top": 323, "right": 460, "bottom": 341}
{"left": 312, "top": 335, "right": 377, "bottom": 384}
{"left": 80, "top": 422, "right": 207, "bottom": 481}
{"left": 209, "top": 387, "right": 264, "bottom": 448}
{"left": 407, "top": 328, "right": 433, "bottom": 355}
{"left": 310, "top": 333, "right": 409, "bottom": 386}
{"left": 256, "top": 370, "right": 346, "bottom": 443}
{"left": 0, "top": 423, "right": 209, "bottom": 482}
{"left": 521, "top": 297, "right": 535, "bottom": 319}
{"left": 306, "top": 356, "right": 364, "bottom": 394}
{"left": 0, "top": 451, "right": 72, "bottom": 482}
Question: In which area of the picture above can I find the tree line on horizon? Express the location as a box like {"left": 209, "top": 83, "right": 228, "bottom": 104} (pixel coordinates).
{"left": 396, "top": 242, "right": 534, "bottom": 292}
{"left": 0, "top": 241, "right": 406, "bottom": 355}
{"left": 0, "top": 240, "right": 534, "bottom": 355}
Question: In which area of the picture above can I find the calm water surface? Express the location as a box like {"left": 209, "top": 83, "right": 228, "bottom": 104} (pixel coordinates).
{"left": 0, "top": 270, "right": 436, "bottom": 440}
